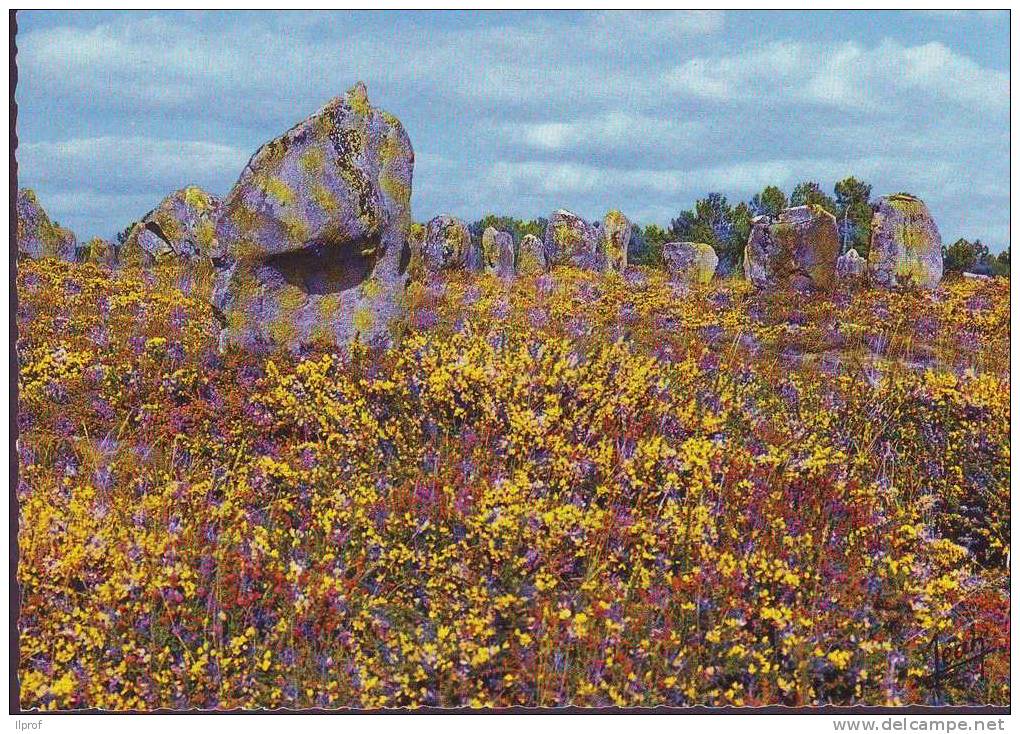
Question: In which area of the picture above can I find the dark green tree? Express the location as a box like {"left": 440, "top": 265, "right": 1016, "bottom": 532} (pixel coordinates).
{"left": 943, "top": 238, "right": 989, "bottom": 274}
{"left": 749, "top": 185, "right": 788, "bottom": 218}
{"left": 669, "top": 194, "right": 747, "bottom": 274}
{"left": 993, "top": 246, "right": 1010, "bottom": 277}
{"left": 834, "top": 177, "right": 873, "bottom": 256}
{"left": 790, "top": 181, "right": 837, "bottom": 216}
{"left": 630, "top": 223, "right": 670, "bottom": 266}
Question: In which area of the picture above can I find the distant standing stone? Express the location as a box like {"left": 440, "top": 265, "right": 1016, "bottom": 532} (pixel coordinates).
{"left": 79, "top": 237, "right": 118, "bottom": 267}
{"left": 868, "top": 194, "right": 943, "bottom": 290}
{"left": 120, "top": 186, "right": 221, "bottom": 267}
{"left": 544, "top": 209, "right": 598, "bottom": 269}
{"left": 663, "top": 242, "right": 718, "bottom": 285}
{"left": 743, "top": 205, "right": 839, "bottom": 290}
{"left": 595, "top": 210, "right": 631, "bottom": 273}
{"left": 836, "top": 247, "right": 867, "bottom": 283}
{"left": 482, "top": 226, "right": 515, "bottom": 276}
{"left": 422, "top": 215, "right": 472, "bottom": 272}
{"left": 16, "top": 189, "right": 76, "bottom": 261}
{"left": 517, "top": 234, "right": 547, "bottom": 276}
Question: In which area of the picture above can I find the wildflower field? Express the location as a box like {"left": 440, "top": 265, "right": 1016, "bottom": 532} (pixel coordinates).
{"left": 16, "top": 259, "right": 1010, "bottom": 709}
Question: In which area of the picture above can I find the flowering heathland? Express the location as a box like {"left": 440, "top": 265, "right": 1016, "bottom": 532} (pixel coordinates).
{"left": 16, "top": 259, "right": 1009, "bottom": 709}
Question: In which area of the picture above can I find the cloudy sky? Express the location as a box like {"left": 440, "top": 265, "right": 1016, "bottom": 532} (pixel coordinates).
{"left": 15, "top": 10, "right": 1010, "bottom": 250}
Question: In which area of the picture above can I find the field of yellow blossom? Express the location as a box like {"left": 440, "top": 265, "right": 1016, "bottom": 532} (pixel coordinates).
{"left": 16, "top": 259, "right": 1009, "bottom": 710}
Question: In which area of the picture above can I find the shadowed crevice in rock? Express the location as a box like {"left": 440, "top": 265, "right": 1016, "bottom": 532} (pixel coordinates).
{"left": 262, "top": 237, "right": 381, "bottom": 296}
{"left": 144, "top": 220, "right": 170, "bottom": 245}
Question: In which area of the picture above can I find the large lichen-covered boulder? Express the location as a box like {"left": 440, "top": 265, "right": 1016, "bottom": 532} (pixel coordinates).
{"left": 743, "top": 205, "right": 839, "bottom": 290}
{"left": 544, "top": 209, "right": 598, "bottom": 269}
{"left": 16, "top": 189, "right": 76, "bottom": 261}
{"left": 213, "top": 82, "right": 414, "bottom": 351}
{"left": 595, "top": 210, "right": 631, "bottom": 272}
{"left": 517, "top": 234, "right": 547, "bottom": 276}
{"left": 836, "top": 247, "right": 867, "bottom": 283}
{"left": 422, "top": 215, "right": 471, "bottom": 272}
{"left": 79, "top": 237, "right": 117, "bottom": 267}
{"left": 663, "top": 242, "right": 718, "bottom": 285}
{"left": 120, "top": 186, "right": 221, "bottom": 267}
{"left": 482, "top": 226, "right": 515, "bottom": 276}
{"left": 868, "top": 194, "right": 943, "bottom": 289}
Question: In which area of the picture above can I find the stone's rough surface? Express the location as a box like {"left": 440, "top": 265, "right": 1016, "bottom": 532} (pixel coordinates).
{"left": 868, "top": 194, "right": 943, "bottom": 290}
{"left": 836, "top": 247, "right": 868, "bottom": 282}
{"left": 406, "top": 222, "right": 427, "bottom": 280}
{"left": 544, "top": 209, "right": 598, "bottom": 269}
{"left": 517, "top": 234, "right": 547, "bottom": 276}
{"left": 482, "top": 226, "right": 515, "bottom": 276}
{"left": 743, "top": 205, "right": 839, "bottom": 290}
{"left": 121, "top": 186, "right": 221, "bottom": 267}
{"left": 663, "top": 242, "right": 718, "bottom": 285}
{"left": 17, "top": 189, "right": 76, "bottom": 261}
{"left": 596, "top": 210, "right": 631, "bottom": 272}
{"left": 422, "top": 215, "right": 471, "bottom": 272}
{"left": 213, "top": 82, "right": 414, "bottom": 351}
{"left": 465, "top": 237, "right": 484, "bottom": 274}
{"left": 79, "top": 237, "right": 118, "bottom": 267}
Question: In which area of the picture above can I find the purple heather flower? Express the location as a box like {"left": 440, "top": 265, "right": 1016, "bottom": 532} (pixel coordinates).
{"left": 623, "top": 268, "right": 647, "bottom": 289}
{"left": 536, "top": 273, "right": 556, "bottom": 296}
{"left": 527, "top": 307, "right": 549, "bottom": 329}
{"left": 700, "top": 324, "right": 724, "bottom": 344}
{"left": 462, "top": 284, "right": 482, "bottom": 305}
{"left": 567, "top": 315, "right": 590, "bottom": 339}
{"left": 413, "top": 307, "right": 439, "bottom": 330}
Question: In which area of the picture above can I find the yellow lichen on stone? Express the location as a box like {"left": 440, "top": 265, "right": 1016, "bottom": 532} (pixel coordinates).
{"left": 380, "top": 173, "right": 410, "bottom": 207}
{"left": 267, "top": 317, "right": 297, "bottom": 345}
{"left": 183, "top": 186, "right": 214, "bottom": 214}
{"left": 299, "top": 147, "right": 326, "bottom": 176}
{"left": 310, "top": 183, "right": 339, "bottom": 214}
{"left": 196, "top": 220, "right": 216, "bottom": 252}
{"left": 281, "top": 215, "right": 310, "bottom": 243}
{"left": 360, "top": 278, "right": 384, "bottom": 300}
{"left": 346, "top": 82, "right": 371, "bottom": 117}
{"left": 316, "top": 294, "right": 342, "bottom": 320}
{"left": 261, "top": 177, "right": 297, "bottom": 208}
{"left": 277, "top": 283, "right": 308, "bottom": 313}
{"left": 353, "top": 307, "right": 375, "bottom": 333}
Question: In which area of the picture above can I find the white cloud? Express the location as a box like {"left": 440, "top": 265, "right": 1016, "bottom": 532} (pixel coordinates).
{"left": 665, "top": 39, "right": 1008, "bottom": 112}
{"left": 504, "top": 113, "right": 704, "bottom": 153}
{"left": 19, "top": 136, "right": 248, "bottom": 189}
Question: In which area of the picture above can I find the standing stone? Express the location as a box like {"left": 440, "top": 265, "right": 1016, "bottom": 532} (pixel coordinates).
{"left": 406, "top": 222, "right": 427, "bottom": 281}
{"left": 868, "top": 194, "right": 943, "bottom": 289}
{"left": 743, "top": 205, "right": 839, "bottom": 290}
{"left": 16, "top": 189, "right": 76, "bottom": 261}
{"left": 595, "top": 210, "right": 631, "bottom": 272}
{"left": 544, "top": 209, "right": 598, "bottom": 269}
{"left": 213, "top": 82, "right": 414, "bottom": 351}
{"left": 663, "top": 242, "right": 718, "bottom": 285}
{"left": 79, "top": 237, "right": 117, "bottom": 267}
{"left": 836, "top": 247, "right": 867, "bottom": 283}
{"left": 517, "top": 234, "right": 547, "bottom": 276}
{"left": 482, "top": 226, "right": 515, "bottom": 276}
{"left": 120, "top": 186, "right": 221, "bottom": 267}
{"left": 422, "top": 215, "right": 471, "bottom": 272}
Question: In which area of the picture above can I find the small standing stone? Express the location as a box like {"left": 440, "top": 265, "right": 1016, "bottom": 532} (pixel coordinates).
{"left": 663, "top": 242, "right": 718, "bottom": 285}
{"left": 482, "top": 226, "right": 515, "bottom": 276}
